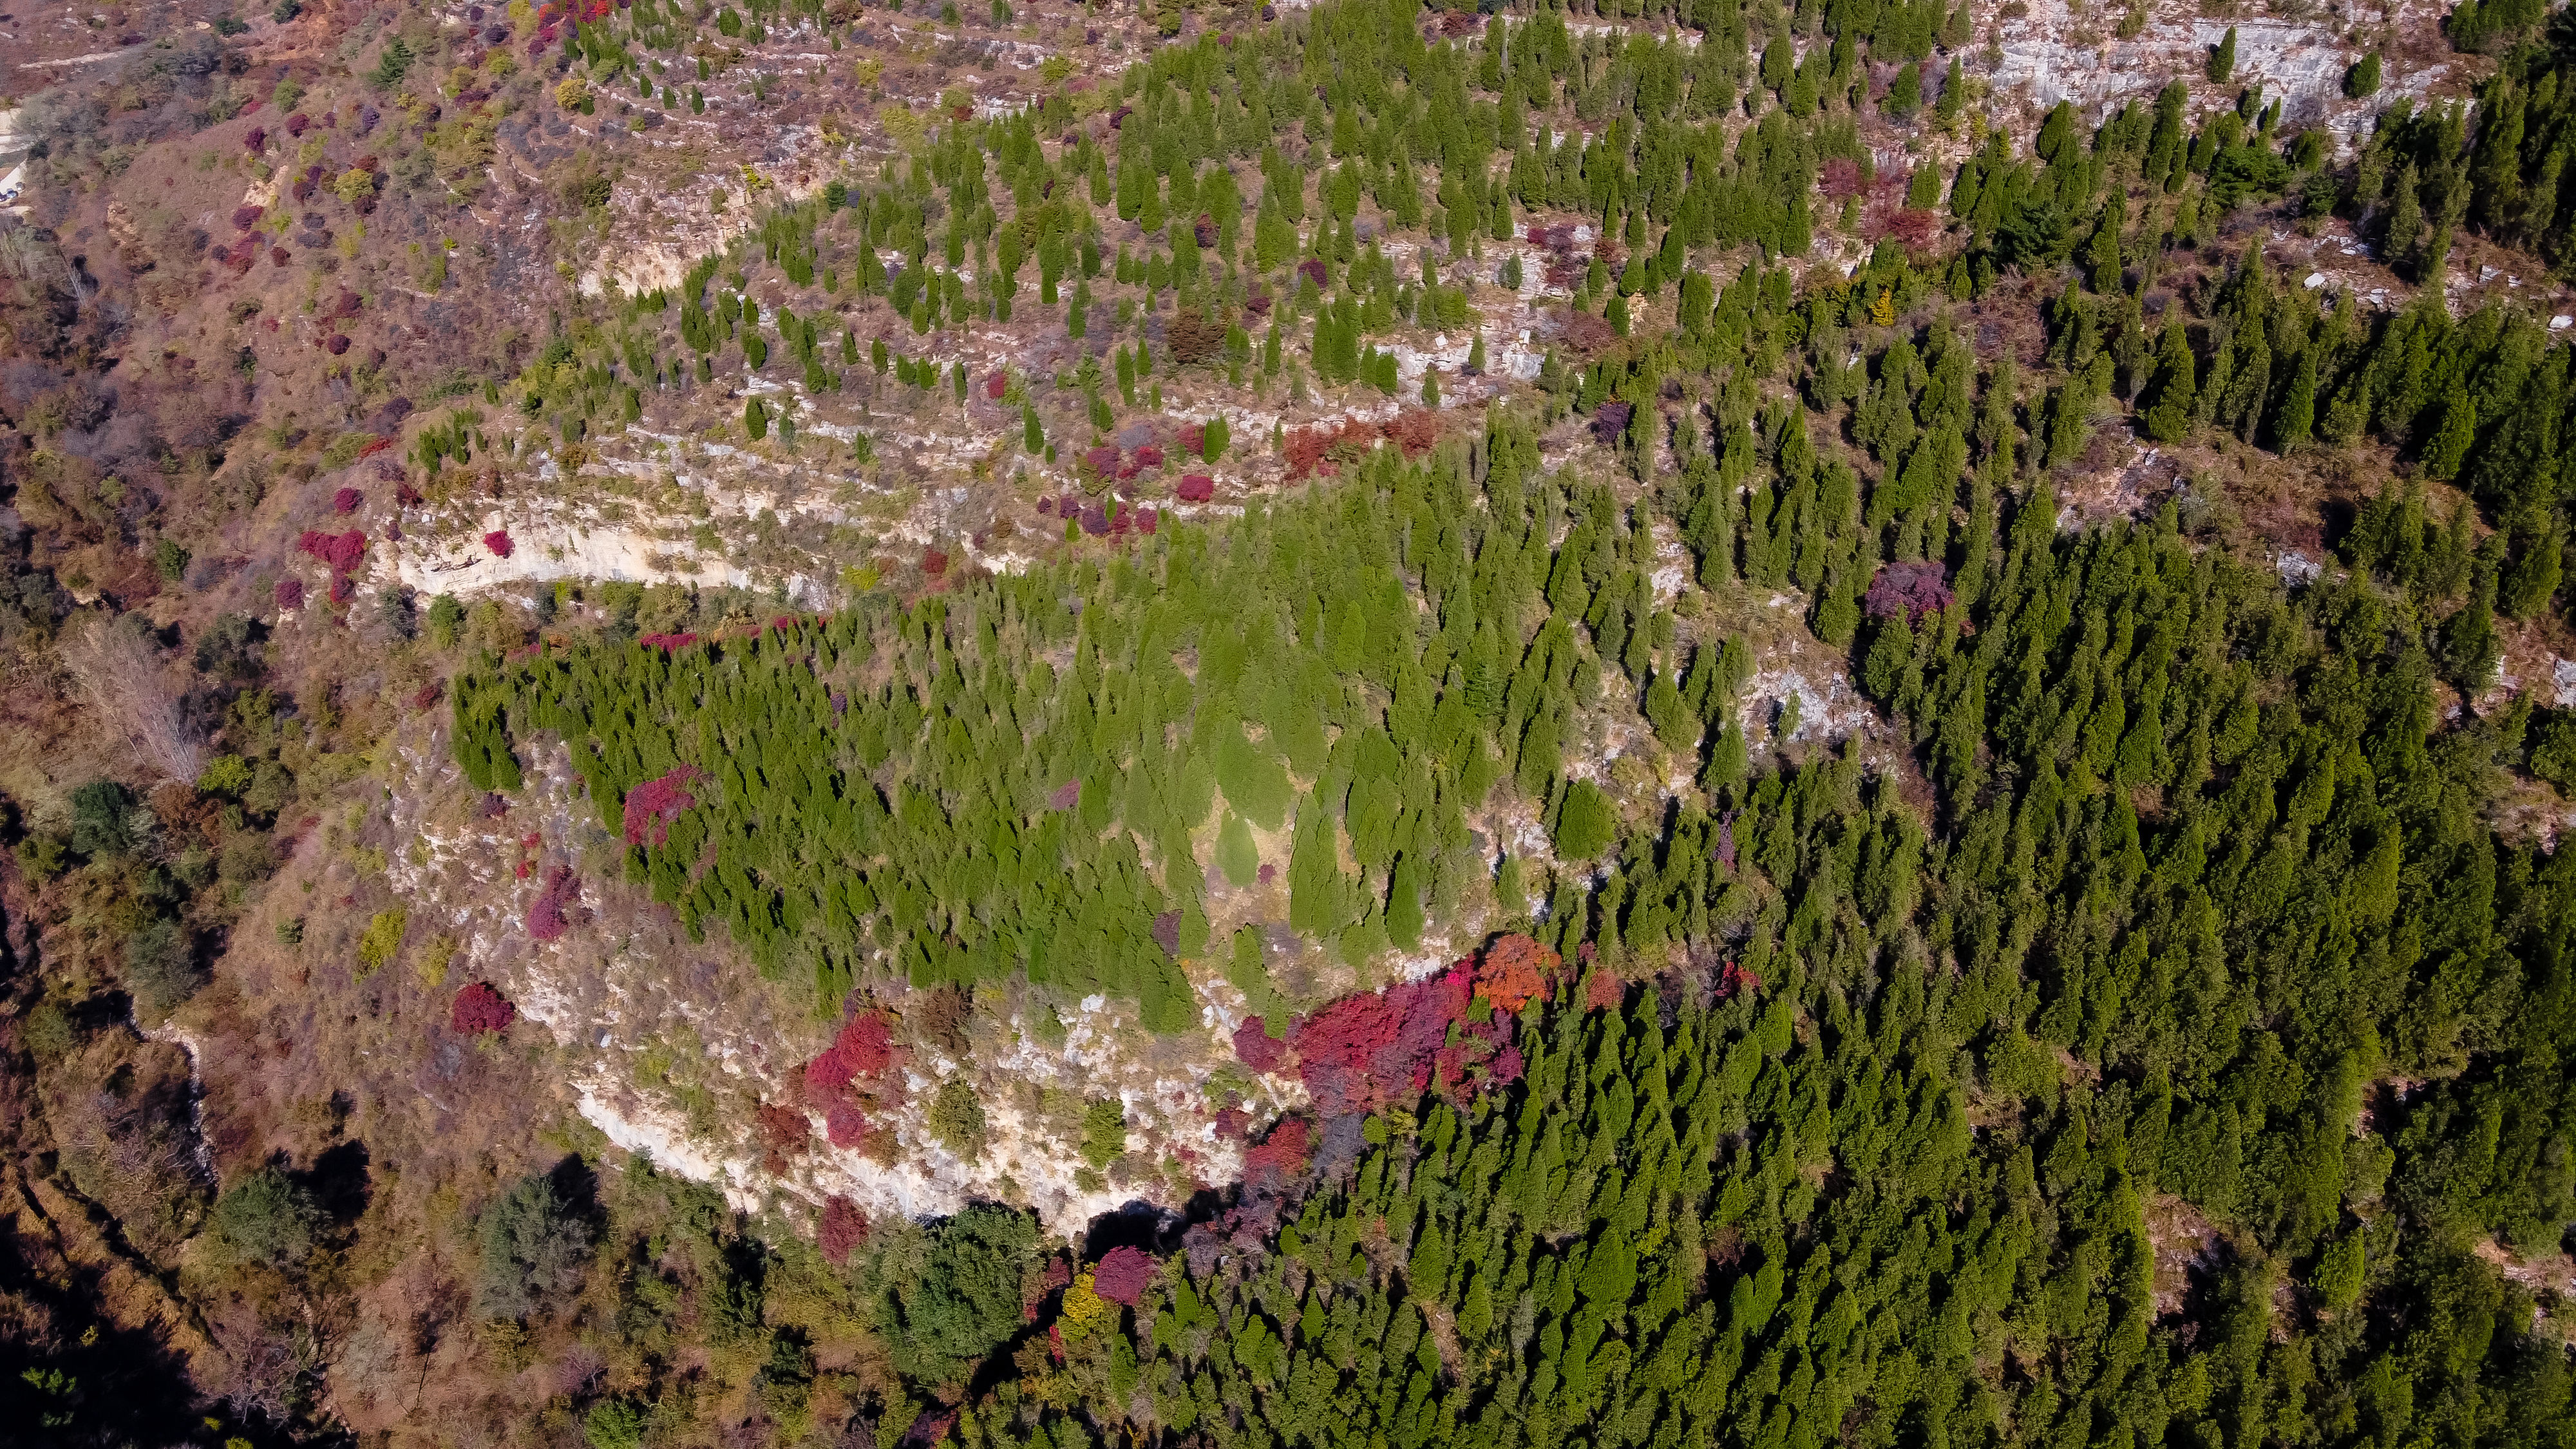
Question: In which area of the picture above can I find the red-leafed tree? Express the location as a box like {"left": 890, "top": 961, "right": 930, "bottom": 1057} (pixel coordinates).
{"left": 1091, "top": 1246, "right": 1156, "bottom": 1306}
{"left": 1242, "top": 1116, "right": 1309, "bottom": 1189}
{"left": 451, "top": 981, "right": 516, "bottom": 1033}
{"left": 1474, "top": 933, "right": 1557, "bottom": 1012}
{"left": 621, "top": 768, "right": 700, "bottom": 846}
{"left": 296, "top": 529, "right": 366, "bottom": 574}
{"left": 1584, "top": 967, "right": 1627, "bottom": 1012}
{"left": 805, "top": 1008, "right": 902, "bottom": 1101}
{"left": 484, "top": 529, "right": 515, "bottom": 558}
{"left": 332, "top": 486, "right": 363, "bottom": 514}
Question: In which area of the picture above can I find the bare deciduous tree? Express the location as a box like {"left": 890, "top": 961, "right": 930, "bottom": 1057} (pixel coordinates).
{"left": 59, "top": 614, "right": 205, "bottom": 783}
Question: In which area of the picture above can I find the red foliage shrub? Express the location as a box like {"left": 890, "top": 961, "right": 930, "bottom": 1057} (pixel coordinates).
{"left": 1820, "top": 156, "right": 1868, "bottom": 200}
{"left": 285, "top": 111, "right": 310, "bottom": 135}
{"left": 824, "top": 1101, "right": 871, "bottom": 1147}
{"left": 526, "top": 866, "right": 580, "bottom": 942}
{"left": 1558, "top": 310, "right": 1618, "bottom": 353}
{"left": 820, "top": 1195, "right": 869, "bottom": 1264}
{"left": 804, "top": 1009, "right": 902, "bottom": 1100}
{"left": 324, "top": 334, "right": 352, "bottom": 356}
{"left": 1864, "top": 560, "right": 1953, "bottom": 622}
{"left": 1081, "top": 444, "right": 1120, "bottom": 478}
{"left": 757, "top": 1101, "right": 812, "bottom": 1163}
{"left": 1474, "top": 933, "right": 1557, "bottom": 1012}
{"left": 1385, "top": 409, "right": 1441, "bottom": 457}
{"left": 1297, "top": 258, "right": 1329, "bottom": 289}
{"left": 1048, "top": 779, "right": 1081, "bottom": 810}
{"left": 274, "top": 577, "right": 305, "bottom": 612}
{"left": 1177, "top": 475, "right": 1215, "bottom": 502}
{"left": 410, "top": 680, "right": 443, "bottom": 712}
{"left": 621, "top": 768, "right": 700, "bottom": 846}
{"left": 922, "top": 547, "right": 949, "bottom": 577}
{"left": 270, "top": 246, "right": 290, "bottom": 267}
{"left": 1233, "top": 1017, "right": 1286, "bottom": 1072}
{"left": 1092, "top": 1246, "right": 1156, "bottom": 1306}
{"left": 1192, "top": 212, "right": 1218, "bottom": 248}
{"left": 243, "top": 126, "right": 266, "bottom": 152}
{"left": 1136, "top": 506, "right": 1159, "bottom": 536}
{"left": 483, "top": 529, "right": 514, "bottom": 558}
{"left": 332, "top": 486, "right": 362, "bottom": 514}
{"left": 231, "top": 204, "right": 264, "bottom": 231}
{"left": 1717, "top": 960, "right": 1762, "bottom": 999}
{"left": 1242, "top": 1116, "right": 1309, "bottom": 1188}
{"left": 639, "top": 632, "right": 697, "bottom": 652}
{"left": 1177, "top": 423, "right": 1205, "bottom": 457}
{"left": 1132, "top": 444, "right": 1163, "bottom": 468}
{"left": 1873, "top": 207, "right": 1942, "bottom": 249}
{"left": 451, "top": 981, "right": 516, "bottom": 1033}
{"left": 296, "top": 529, "right": 366, "bottom": 574}
{"left": 1584, "top": 967, "right": 1626, "bottom": 1013}
{"left": 1282, "top": 417, "right": 1376, "bottom": 480}
{"left": 984, "top": 370, "right": 1007, "bottom": 399}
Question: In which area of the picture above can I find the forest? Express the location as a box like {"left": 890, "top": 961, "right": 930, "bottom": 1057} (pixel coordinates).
{"left": 9, "top": 0, "right": 2576, "bottom": 1441}
{"left": 395, "top": 0, "right": 2576, "bottom": 1444}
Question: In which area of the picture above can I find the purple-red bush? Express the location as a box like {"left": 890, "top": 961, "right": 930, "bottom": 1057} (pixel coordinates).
{"left": 451, "top": 981, "right": 516, "bottom": 1033}
{"left": 231, "top": 204, "right": 265, "bottom": 230}
{"left": 484, "top": 529, "right": 514, "bottom": 558}
{"left": 1133, "top": 444, "right": 1163, "bottom": 468}
{"left": 1092, "top": 1246, "right": 1156, "bottom": 1306}
{"left": 1864, "top": 560, "right": 1953, "bottom": 622}
{"left": 820, "top": 1195, "right": 869, "bottom": 1264}
{"left": 922, "top": 547, "right": 949, "bottom": 577}
{"left": 296, "top": 529, "right": 366, "bottom": 574}
{"left": 621, "top": 768, "right": 699, "bottom": 846}
{"left": 639, "top": 631, "right": 698, "bottom": 652}
{"left": 332, "top": 486, "right": 362, "bottom": 514}
{"left": 526, "top": 866, "right": 580, "bottom": 942}
{"left": 824, "top": 1101, "right": 871, "bottom": 1147}
{"left": 1178, "top": 475, "right": 1215, "bottom": 502}
{"left": 1590, "top": 400, "right": 1634, "bottom": 444}
{"left": 274, "top": 577, "right": 305, "bottom": 611}
{"left": 1233, "top": 1017, "right": 1285, "bottom": 1072}
{"left": 1289, "top": 967, "right": 1472, "bottom": 1114}
{"left": 1298, "top": 258, "right": 1329, "bottom": 289}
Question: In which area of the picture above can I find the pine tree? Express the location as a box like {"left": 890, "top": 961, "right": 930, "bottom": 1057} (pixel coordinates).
{"left": 2209, "top": 24, "right": 2237, "bottom": 83}
{"left": 2273, "top": 351, "right": 2316, "bottom": 453}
